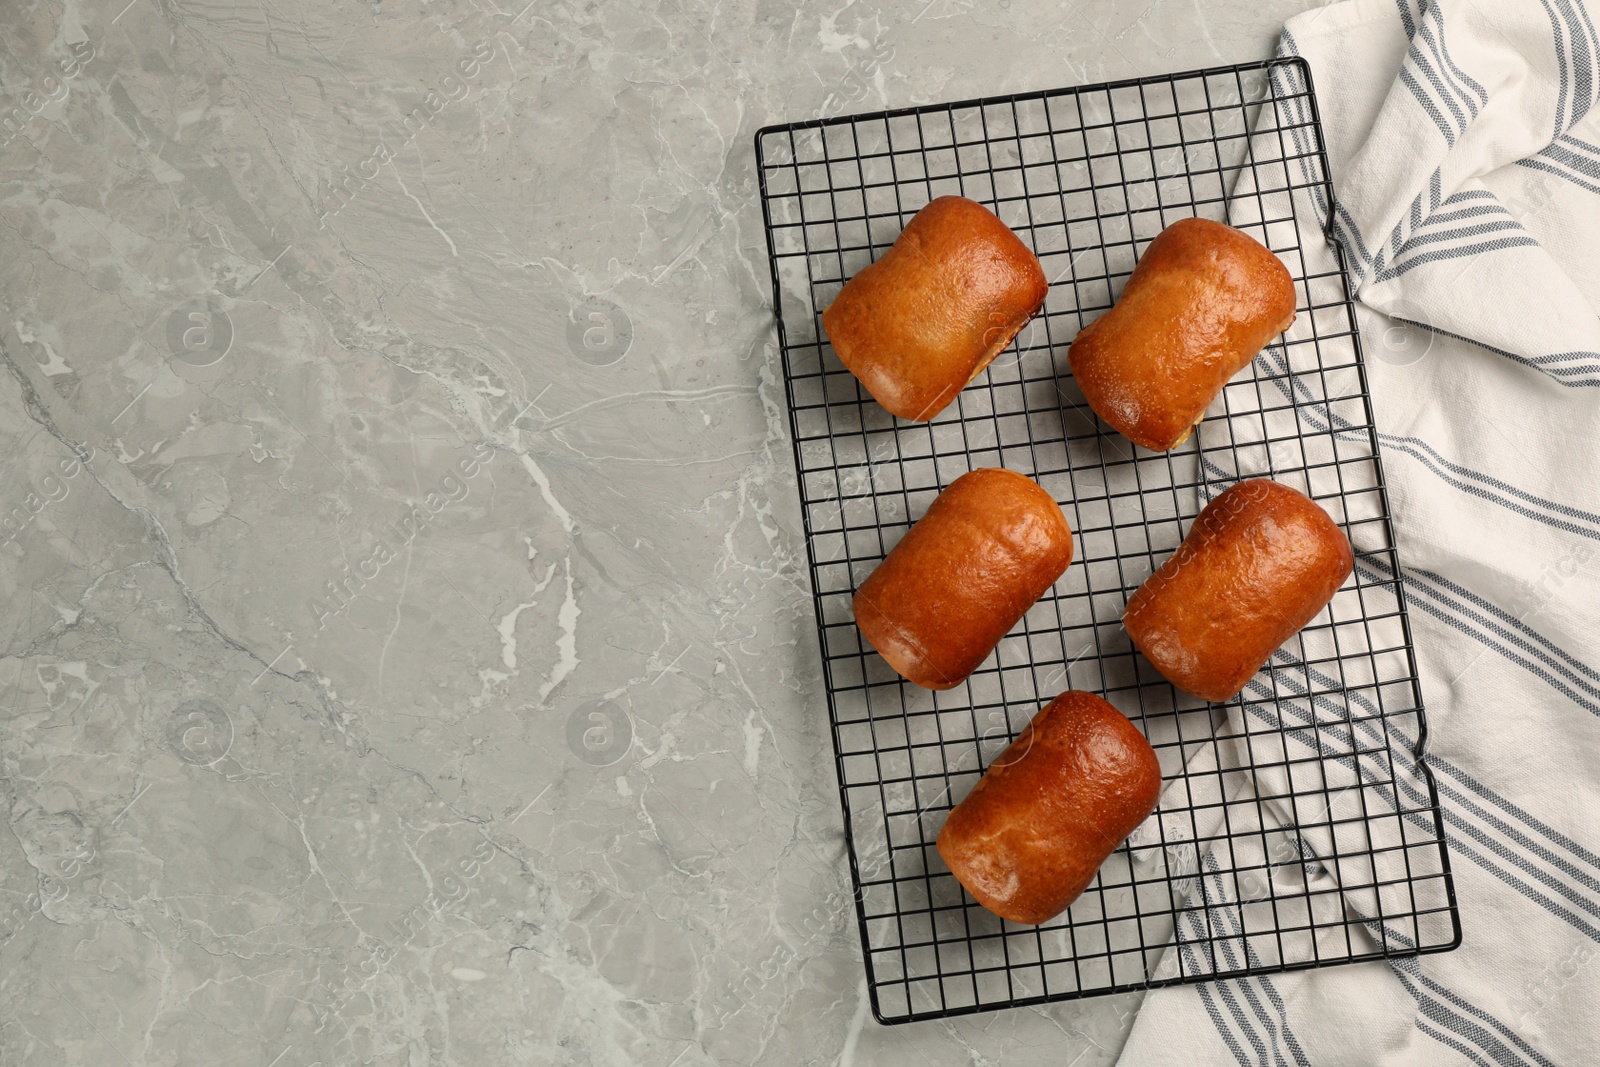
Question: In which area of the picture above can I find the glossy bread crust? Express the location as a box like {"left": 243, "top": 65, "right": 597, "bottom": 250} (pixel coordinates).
{"left": 1068, "top": 217, "right": 1296, "bottom": 451}
{"left": 1124, "top": 479, "right": 1354, "bottom": 701}
{"left": 853, "top": 468, "right": 1072, "bottom": 690}
{"left": 822, "top": 196, "right": 1048, "bottom": 422}
{"left": 937, "top": 691, "right": 1162, "bottom": 925}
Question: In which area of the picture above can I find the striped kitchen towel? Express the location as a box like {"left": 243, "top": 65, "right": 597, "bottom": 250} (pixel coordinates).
{"left": 1115, "top": 2, "right": 1600, "bottom": 1065}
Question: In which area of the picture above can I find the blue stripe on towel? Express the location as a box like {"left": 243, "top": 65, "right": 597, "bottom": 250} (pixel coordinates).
{"left": 1541, "top": 0, "right": 1576, "bottom": 135}
{"left": 1181, "top": 908, "right": 1259, "bottom": 1066}
{"left": 1182, "top": 855, "right": 1312, "bottom": 1067}
{"left": 1199, "top": 854, "right": 1313, "bottom": 1067}
{"left": 1434, "top": 778, "right": 1600, "bottom": 898}
{"left": 1430, "top": 756, "right": 1600, "bottom": 872}
{"left": 1395, "top": 0, "right": 1417, "bottom": 40}
{"left": 1372, "top": 433, "right": 1600, "bottom": 538}
{"left": 1389, "top": 570, "right": 1600, "bottom": 717}
{"left": 1408, "top": 566, "right": 1600, "bottom": 689}
{"left": 1401, "top": 51, "right": 1464, "bottom": 144}
{"left": 1374, "top": 233, "right": 1541, "bottom": 282}
{"left": 1401, "top": 960, "right": 1559, "bottom": 1067}
{"left": 1518, "top": 154, "right": 1600, "bottom": 196}
{"left": 1552, "top": 0, "right": 1600, "bottom": 130}
{"left": 1391, "top": 960, "right": 1559, "bottom": 1067}
{"left": 1416, "top": 18, "right": 1476, "bottom": 117}
{"left": 1432, "top": 6, "right": 1489, "bottom": 107}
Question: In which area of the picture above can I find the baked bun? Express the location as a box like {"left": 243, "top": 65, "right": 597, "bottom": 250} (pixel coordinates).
{"left": 853, "top": 468, "right": 1072, "bottom": 690}
{"left": 937, "top": 691, "right": 1162, "bottom": 925}
{"left": 1067, "top": 217, "right": 1296, "bottom": 451}
{"left": 822, "top": 196, "right": 1048, "bottom": 422}
{"left": 1123, "top": 478, "right": 1354, "bottom": 701}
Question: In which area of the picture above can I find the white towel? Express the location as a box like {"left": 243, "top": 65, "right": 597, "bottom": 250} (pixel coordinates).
{"left": 1115, "top": 2, "right": 1600, "bottom": 1064}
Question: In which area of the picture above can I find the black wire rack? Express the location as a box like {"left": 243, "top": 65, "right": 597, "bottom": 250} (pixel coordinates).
{"left": 755, "top": 57, "right": 1461, "bottom": 1026}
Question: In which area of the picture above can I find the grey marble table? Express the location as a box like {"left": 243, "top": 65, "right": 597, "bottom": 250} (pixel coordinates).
{"left": 0, "top": 1, "right": 1322, "bottom": 1063}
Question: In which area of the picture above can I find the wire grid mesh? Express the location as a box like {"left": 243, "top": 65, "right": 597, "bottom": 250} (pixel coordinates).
{"left": 755, "top": 57, "right": 1461, "bottom": 1025}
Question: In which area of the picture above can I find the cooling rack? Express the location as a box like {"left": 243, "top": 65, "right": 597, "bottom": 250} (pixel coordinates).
{"left": 755, "top": 57, "right": 1460, "bottom": 1026}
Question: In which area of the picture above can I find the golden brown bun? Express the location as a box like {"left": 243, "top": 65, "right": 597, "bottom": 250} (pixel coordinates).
{"left": 853, "top": 468, "right": 1072, "bottom": 690}
{"left": 937, "top": 691, "right": 1162, "bottom": 925}
{"left": 1067, "top": 217, "right": 1296, "bottom": 451}
{"left": 822, "top": 196, "right": 1048, "bottom": 422}
{"left": 1123, "top": 479, "right": 1354, "bottom": 702}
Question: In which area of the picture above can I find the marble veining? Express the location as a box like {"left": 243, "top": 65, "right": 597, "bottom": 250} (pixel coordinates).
{"left": 0, "top": 0, "right": 1319, "bottom": 1063}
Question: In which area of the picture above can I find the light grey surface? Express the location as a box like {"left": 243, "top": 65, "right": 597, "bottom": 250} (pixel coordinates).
{"left": 0, "top": 1, "right": 1318, "bottom": 1064}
